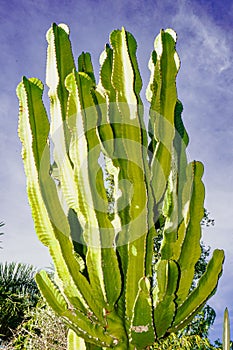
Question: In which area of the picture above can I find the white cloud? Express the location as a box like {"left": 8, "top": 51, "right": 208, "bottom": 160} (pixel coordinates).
{"left": 172, "top": 0, "right": 232, "bottom": 74}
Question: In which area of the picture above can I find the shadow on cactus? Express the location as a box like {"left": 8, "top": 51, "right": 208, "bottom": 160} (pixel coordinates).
{"left": 16, "top": 23, "right": 224, "bottom": 349}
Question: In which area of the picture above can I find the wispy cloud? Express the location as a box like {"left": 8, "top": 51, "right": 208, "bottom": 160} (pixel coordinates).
{"left": 172, "top": 0, "right": 232, "bottom": 73}
{"left": 168, "top": 0, "right": 233, "bottom": 191}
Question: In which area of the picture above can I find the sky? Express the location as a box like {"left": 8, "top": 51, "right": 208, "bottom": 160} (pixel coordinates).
{"left": 0, "top": 0, "right": 232, "bottom": 342}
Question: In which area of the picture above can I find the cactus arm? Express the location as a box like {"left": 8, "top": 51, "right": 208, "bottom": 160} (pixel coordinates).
{"left": 170, "top": 249, "right": 224, "bottom": 332}
{"left": 146, "top": 29, "right": 180, "bottom": 129}
{"left": 96, "top": 45, "right": 116, "bottom": 160}
{"left": 172, "top": 99, "right": 189, "bottom": 224}
{"left": 35, "top": 270, "right": 69, "bottom": 314}
{"left": 161, "top": 100, "right": 188, "bottom": 230}
{"left": 46, "top": 22, "right": 81, "bottom": 222}
{"left": 68, "top": 330, "right": 87, "bottom": 350}
{"left": 99, "top": 44, "right": 114, "bottom": 98}
{"left": 16, "top": 76, "right": 55, "bottom": 247}
{"left": 175, "top": 161, "right": 204, "bottom": 302}
{"left": 46, "top": 23, "right": 75, "bottom": 124}
{"left": 78, "top": 52, "right": 96, "bottom": 84}
{"left": 65, "top": 70, "right": 122, "bottom": 310}
{"left": 159, "top": 161, "right": 223, "bottom": 334}
{"left": 152, "top": 260, "right": 179, "bottom": 338}
{"left": 41, "top": 150, "right": 106, "bottom": 318}
{"left": 146, "top": 29, "right": 180, "bottom": 204}
{"left": 173, "top": 99, "right": 189, "bottom": 187}
{"left": 98, "top": 48, "right": 128, "bottom": 314}
{"left": 174, "top": 100, "right": 189, "bottom": 148}
{"left": 109, "top": 28, "right": 151, "bottom": 333}
{"left": 35, "top": 272, "right": 116, "bottom": 348}
{"left": 92, "top": 84, "right": 124, "bottom": 310}
{"left": 160, "top": 161, "right": 204, "bottom": 303}
{"left": 65, "top": 70, "right": 107, "bottom": 307}
{"left": 110, "top": 27, "right": 139, "bottom": 118}
{"left": 46, "top": 24, "right": 76, "bottom": 212}
{"left": 130, "top": 277, "right": 155, "bottom": 348}
{"left": 17, "top": 77, "right": 49, "bottom": 171}
{"left": 121, "top": 30, "right": 156, "bottom": 279}
{"left": 16, "top": 76, "right": 108, "bottom": 321}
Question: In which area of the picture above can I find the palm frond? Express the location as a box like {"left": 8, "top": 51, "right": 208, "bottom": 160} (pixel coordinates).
{"left": 0, "top": 262, "right": 38, "bottom": 296}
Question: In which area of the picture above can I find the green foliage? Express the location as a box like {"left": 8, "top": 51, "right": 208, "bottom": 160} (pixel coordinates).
{"left": 201, "top": 209, "right": 215, "bottom": 227}
{"left": 152, "top": 333, "right": 221, "bottom": 350}
{"left": 6, "top": 300, "right": 67, "bottom": 349}
{"left": 17, "top": 23, "right": 224, "bottom": 349}
{"left": 181, "top": 305, "right": 216, "bottom": 339}
{"left": 0, "top": 262, "right": 39, "bottom": 341}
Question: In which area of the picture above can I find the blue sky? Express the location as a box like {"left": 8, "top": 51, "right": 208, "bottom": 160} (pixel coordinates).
{"left": 0, "top": 0, "right": 232, "bottom": 342}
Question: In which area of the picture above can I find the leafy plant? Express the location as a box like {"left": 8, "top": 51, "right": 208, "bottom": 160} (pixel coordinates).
{"left": 0, "top": 262, "right": 39, "bottom": 341}
{"left": 152, "top": 332, "right": 221, "bottom": 350}
{"left": 17, "top": 23, "right": 224, "bottom": 349}
{"left": 6, "top": 300, "right": 67, "bottom": 350}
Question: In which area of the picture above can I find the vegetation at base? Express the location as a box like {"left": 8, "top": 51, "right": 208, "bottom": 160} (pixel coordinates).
{"left": 152, "top": 333, "right": 221, "bottom": 349}
{"left": 6, "top": 300, "right": 67, "bottom": 350}
{"left": 0, "top": 262, "right": 39, "bottom": 342}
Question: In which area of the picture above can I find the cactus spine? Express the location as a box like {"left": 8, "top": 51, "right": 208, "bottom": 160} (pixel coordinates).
{"left": 17, "top": 23, "right": 224, "bottom": 349}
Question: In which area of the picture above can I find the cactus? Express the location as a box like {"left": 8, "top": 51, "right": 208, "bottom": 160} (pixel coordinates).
{"left": 223, "top": 308, "right": 230, "bottom": 350}
{"left": 17, "top": 23, "right": 224, "bottom": 349}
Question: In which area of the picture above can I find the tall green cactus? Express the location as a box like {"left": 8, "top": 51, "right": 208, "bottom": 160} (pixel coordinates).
{"left": 17, "top": 23, "right": 224, "bottom": 349}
